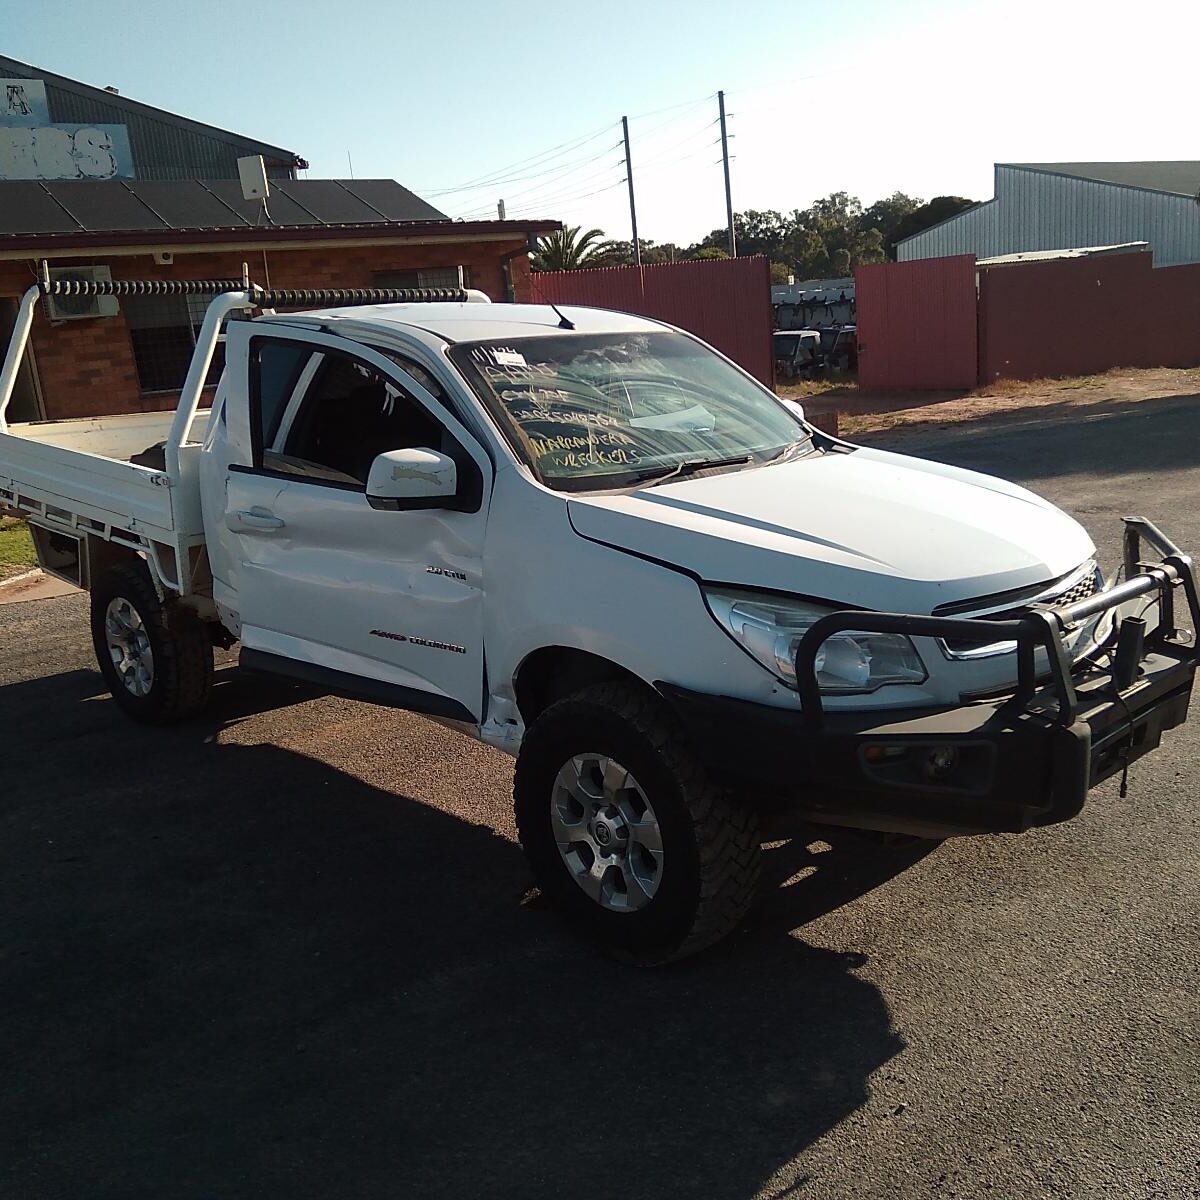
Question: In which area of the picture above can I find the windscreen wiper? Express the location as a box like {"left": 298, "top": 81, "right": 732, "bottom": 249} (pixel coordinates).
{"left": 635, "top": 453, "right": 752, "bottom": 488}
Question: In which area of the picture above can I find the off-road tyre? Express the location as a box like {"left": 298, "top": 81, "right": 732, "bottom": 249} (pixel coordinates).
{"left": 90, "top": 561, "right": 213, "bottom": 724}
{"left": 515, "top": 682, "right": 761, "bottom": 963}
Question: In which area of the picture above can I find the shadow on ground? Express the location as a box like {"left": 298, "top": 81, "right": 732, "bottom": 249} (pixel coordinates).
{"left": 857, "top": 392, "right": 1200, "bottom": 482}
{"left": 0, "top": 666, "right": 920, "bottom": 1200}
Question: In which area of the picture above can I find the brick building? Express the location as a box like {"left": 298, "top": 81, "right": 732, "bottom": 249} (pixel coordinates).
{"left": 0, "top": 58, "right": 556, "bottom": 421}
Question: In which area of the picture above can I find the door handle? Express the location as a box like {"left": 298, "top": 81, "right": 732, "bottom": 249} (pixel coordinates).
{"left": 228, "top": 508, "right": 285, "bottom": 532}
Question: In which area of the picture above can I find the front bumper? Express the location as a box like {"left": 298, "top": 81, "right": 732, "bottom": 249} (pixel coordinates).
{"left": 660, "top": 517, "right": 1200, "bottom": 839}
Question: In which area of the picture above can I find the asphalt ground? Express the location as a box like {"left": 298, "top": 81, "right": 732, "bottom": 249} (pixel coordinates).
{"left": 2, "top": 391, "right": 1198, "bottom": 1199}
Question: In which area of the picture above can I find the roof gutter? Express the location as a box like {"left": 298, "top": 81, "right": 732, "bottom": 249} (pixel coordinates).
{"left": 0, "top": 219, "right": 561, "bottom": 261}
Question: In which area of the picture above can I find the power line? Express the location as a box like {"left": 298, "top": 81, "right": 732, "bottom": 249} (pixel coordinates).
{"left": 419, "top": 120, "right": 619, "bottom": 195}
{"left": 503, "top": 178, "right": 629, "bottom": 220}
{"left": 491, "top": 153, "right": 624, "bottom": 207}
{"left": 625, "top": 90, "right": 716, "bottom": 121}
{"left": 448, "top": 162, "right": 624, "bottom": 220}
{"left": 431, "top": 137, "right": 622, "bottom": 198}
{"left": 491, "top": 110, "right": 717, "bottom": 218}
{"left": 443, "top": 88, "right": 748, "bottom": 236}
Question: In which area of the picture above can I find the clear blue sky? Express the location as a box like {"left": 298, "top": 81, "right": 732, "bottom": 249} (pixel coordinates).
{"left": 4, "top": 0, "right": 1197, "bottom": 245}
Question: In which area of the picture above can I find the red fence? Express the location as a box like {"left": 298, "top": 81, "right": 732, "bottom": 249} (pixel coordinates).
{"left": 854, "top": 256, "right": 979, "bottom": 390}
{"left": 857, "top": 247, "right": 1200, "bottom": 390}
{"left": 979, "top": 251, "right": 1200, "bottom": 382}
{"left": 530, "top": 256, "right": 774, "bottom": 386}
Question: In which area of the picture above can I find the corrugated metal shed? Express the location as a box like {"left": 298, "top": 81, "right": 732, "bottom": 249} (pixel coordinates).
{"left": 0, "top": 55, "right": 303, "bottom": 179}
{"left": 898, "top": 163, "right": 1200, "bottom": 267}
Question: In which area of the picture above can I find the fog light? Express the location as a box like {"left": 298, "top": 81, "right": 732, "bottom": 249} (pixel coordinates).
{"left": 922, "top": 745, "right": 959, "bottom": 779}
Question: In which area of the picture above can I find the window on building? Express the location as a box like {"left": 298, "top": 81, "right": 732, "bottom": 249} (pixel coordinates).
{"left": 124, "top": 293, "right": 226, "bottom": 394}
{"left": 374, "top": 267, "right": 468, "bottom": 290}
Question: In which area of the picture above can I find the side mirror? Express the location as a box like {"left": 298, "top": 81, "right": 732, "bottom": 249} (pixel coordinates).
{"left": 367, "top": 447, "right": 457, "bottom": 509}
{"left": 778, "top": 397, "right": 806, "bottom": 423}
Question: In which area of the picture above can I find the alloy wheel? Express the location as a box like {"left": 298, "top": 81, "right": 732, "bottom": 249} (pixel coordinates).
{"left": 550, "top": 754, "right": 664, "bottom": 912}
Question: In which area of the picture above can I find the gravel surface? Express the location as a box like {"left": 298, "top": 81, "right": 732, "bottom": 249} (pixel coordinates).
{"left": 2, "top": 395, "right": 1197, "bottom": 1199}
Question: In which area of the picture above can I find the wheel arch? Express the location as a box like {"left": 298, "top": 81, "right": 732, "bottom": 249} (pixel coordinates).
{"left": 512, "top": 645, "right": 656, "bottom": 726}
{"left": 83, "top": 536, "right": 146, "bottom": 590}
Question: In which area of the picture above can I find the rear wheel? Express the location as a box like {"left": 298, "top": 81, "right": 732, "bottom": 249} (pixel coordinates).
{"left": 515, "top": 682, "right": 761, "bottom": 963}
{"left": 90, "top": 562, "right": 213, "bottom": 724}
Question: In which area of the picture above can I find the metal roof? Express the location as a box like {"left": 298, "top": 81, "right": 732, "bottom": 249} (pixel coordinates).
{"left": 1003, "top": 162, "right": 1200, "bottom": 198}
{"left": 977, "top": 241, "right": 1149, "bottom": 266}
{"left": 0, "top": 54, "right": 304, "bottom": 176}
{"left": 0, "top": 178, "right": 449, "bottom": 237}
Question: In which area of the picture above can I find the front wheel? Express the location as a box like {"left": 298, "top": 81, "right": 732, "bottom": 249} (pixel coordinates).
{"left": 90, "top": 561, "right": 213, "bottom": 724}
{"left": 515, "top": 682, "right": 761, "bottom": 963}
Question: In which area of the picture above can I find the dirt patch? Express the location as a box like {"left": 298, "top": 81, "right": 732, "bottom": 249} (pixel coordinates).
{"left": 781, "top": 367, "right": 1200, "bottom": 438}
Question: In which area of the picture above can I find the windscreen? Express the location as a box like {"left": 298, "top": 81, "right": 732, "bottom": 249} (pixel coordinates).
{"left": 450, "top": 331, "right": 807, "bottom": 491}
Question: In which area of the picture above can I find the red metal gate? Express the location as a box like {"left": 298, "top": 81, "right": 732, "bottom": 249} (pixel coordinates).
{"left": 855, "top": 256, "right": 978, "bottom": 389}
{"left": 530, "top": 256, "right": 774, "bottom": 387}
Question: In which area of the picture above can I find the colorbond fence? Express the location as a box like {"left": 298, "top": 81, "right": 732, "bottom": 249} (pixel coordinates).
{"left": 856, "top": 248, "right": 1200, "bottom": 389}
{"left": 978, "top": 251, "right": 1200, "bottom": 383}
{"left": 854, "top": 256, "right": 979, "bottom": 389}
{"left": 530, "top": 256, "right": 775, "bottom": 386}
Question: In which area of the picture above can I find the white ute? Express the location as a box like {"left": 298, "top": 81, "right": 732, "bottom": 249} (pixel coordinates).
{"left": 2, "top": 272, "right": 1196, "bottom": 962}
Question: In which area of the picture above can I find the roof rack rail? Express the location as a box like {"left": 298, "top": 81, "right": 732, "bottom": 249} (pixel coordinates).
{"left": 35, "top": 262, "right": 491, "bottom": 306}
{"left": 250, "top": 287, "right": 481, "bottom": 307}
{"left": 38, "top": 277, "right": 244, "bottom": 298}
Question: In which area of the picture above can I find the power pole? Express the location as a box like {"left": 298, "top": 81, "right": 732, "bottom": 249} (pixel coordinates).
{"left": 718, "top": 90, "right": 736, "bottom": 257}
{"left": 621, "top": 115, "right": 642, "bottom": 267}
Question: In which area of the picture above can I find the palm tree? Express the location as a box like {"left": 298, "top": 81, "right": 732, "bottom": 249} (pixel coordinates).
{"left": 531, "top": 225, "right": 606, "bottom": 271}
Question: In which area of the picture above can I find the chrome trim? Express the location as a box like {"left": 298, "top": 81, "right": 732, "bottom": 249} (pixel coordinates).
{"left": 937, "top": 560, "right": 1104, "bottom": 661}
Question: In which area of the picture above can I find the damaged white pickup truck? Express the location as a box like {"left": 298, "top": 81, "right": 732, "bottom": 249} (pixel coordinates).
{"left": 2, "top": 271, "right": 1196, "bottom": 962}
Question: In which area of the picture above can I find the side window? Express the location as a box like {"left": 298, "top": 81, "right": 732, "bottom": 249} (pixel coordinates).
{"left": 251, "top": 340, "right": 312, "bottom": 455}
{"left": 377, "top": 349, "right": 448, "bottom": 407}
{"left": 265, "top": 351, "right": 447, "bottom": 488}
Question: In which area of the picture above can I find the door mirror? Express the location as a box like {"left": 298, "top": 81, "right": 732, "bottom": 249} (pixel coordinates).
{"left": 778, "top": 397, "right": 806, "bottom": 423}
{"left": 366, "top": 447, "right": 458, "bottom": 509}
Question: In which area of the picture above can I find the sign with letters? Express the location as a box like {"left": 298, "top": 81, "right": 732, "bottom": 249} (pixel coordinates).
{"left": 3, "top": 78, "right": 49, "bottom": 124}
{"left": 0, "top": 77, "right": 135, "bottom": 179}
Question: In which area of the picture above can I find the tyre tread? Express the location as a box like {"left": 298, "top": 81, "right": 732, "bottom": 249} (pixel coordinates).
{"left": 90, "top": 562, "right": 213, "bottom": 724}
{"left": 515, "top": 681, "right": 760, "bottom": 962}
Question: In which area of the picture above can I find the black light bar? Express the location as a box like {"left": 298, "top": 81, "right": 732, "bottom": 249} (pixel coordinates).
{"left": 250, "top": 287, "right": 471, "bottom": 307}
{"left": 35, "top": 260, "right": 472, "bottom": 308}
{"left": 39, "top": 277, "right": 243, "bottom": 297}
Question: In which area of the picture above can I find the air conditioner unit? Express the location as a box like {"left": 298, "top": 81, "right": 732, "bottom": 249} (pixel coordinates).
{"left": 44, "top": 265, "right": 120, "bottom": 321}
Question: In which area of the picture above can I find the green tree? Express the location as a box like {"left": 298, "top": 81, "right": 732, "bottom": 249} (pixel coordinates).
{"left": 531, "top": 225, "right": 606, "bottom": 271}
{"left": 589, "top": 238, "right": 682, "bottom": 267}
{"left": 861, "top": 191, "right": 923, "bottom": 259}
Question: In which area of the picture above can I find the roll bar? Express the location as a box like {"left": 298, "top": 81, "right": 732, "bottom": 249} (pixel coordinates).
{"left": 0, "top": 262, "right": 492, "bottom": 438}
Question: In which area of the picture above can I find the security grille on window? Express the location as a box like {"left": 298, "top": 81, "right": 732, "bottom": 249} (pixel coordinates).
{"left": 124, "top": 293, "right": 225, "bottom": 394}
{"left": 374, "top": 267, "right": 467, "bottom": 290}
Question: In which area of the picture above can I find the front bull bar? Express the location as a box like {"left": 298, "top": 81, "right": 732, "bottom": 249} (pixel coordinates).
{"left": 794, "top": 516, "right": 1200, "bottom": 729}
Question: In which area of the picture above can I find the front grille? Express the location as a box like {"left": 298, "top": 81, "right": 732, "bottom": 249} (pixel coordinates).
{"left": 940, "top": 561, "right": 1102, "bottom": 657}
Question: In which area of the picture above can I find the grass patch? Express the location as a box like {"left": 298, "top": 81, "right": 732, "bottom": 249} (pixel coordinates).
{"left": 777, "top": 379, "right": 859, "bottom": 400}
{"left": 0, "top": 516, "right": 36, "bottom": 579}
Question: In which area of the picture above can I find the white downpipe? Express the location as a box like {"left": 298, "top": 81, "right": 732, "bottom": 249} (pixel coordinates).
{"left": 164, "top": 290, "right": 255, "bottom": 480}
{"left": 0, "top": 285, "right": 41, "bottom": 434}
